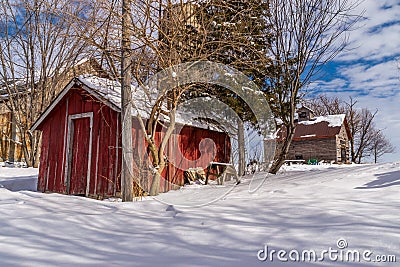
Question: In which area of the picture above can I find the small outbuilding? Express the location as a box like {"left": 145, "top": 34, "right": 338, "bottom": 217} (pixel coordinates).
{"left": 31, "top": 75, "right": 231, "bottom": 198}
{"left": 277, "top": 107, "right": 352, "bottom": 164}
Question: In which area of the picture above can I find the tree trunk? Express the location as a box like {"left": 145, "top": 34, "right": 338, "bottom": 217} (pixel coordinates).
{"left": 357, "top": 153, "right": 362, "bottom": 164}
{"left": 21, "top": 135, "right": 33, "bottom": 167}
{"left": 32, "top": 131, "right": 41, "bottom": 168}
{"left": 8, "top": 112, "right": 16, "bottom": 163}
{"left": 149, "top": 110, "right": 177, "bottom": 196}
{"left": 269, "top": 123, "right": 295, "bottom": 174}
{"left": 237, "top": 118, "right": 245, "bottom": 176}
{"left": 149, "top": 163, "right": 165, "bottom": 196}
{"left": 121, "top": 0, "right": 134, "bottom": 201}
{"left": 350, "top": 138, "right": 356, "bottom": 163}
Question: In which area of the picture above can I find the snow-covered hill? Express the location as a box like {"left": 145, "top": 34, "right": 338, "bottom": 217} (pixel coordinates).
{"left": 0, "top": 163, "right": 399, "bottom": 266}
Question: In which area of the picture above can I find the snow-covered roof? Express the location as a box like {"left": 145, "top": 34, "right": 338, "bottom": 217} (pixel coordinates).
{"left": 277, "top": 114, "right": 349, "bottom": 141}
{"left": 78, "top": 75, "right": 124, "bottom": 110}
{"left": 298, "top": 114, "right": 346, "bottom": 127}
{"left": 78, "top": 75, "right": 221, "bottom": 130}
{"left": 31, "top": 75, "right": 223, "bottom": 132}
{"left": 0, "top": 79, "right": 29, "bottom": 100}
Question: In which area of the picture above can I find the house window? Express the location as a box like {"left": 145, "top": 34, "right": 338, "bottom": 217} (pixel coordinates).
{"left": 299, "top": 112, "right": 307, "bottom": 118}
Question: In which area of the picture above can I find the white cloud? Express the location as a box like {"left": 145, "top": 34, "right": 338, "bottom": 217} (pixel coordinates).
{"left": 357, "top": 94, "right": 400, "bottom": 162}
{"left": 310, "top": 78, "right": 348, "bottom": 92}
{"left": 314, "top": 1, "right": 400, "bottom": 162}
{"left": 336, "top": 0, "right": 400, "bottom": 61}
{"left": 307, "top": 1, "right": 400, "bottom": 162}
{"left": 337, "top": 60, "right": 400, "bottom": 97}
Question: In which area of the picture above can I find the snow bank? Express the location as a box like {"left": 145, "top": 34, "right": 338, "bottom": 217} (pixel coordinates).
{"left": 0, "top": 167, "right": 38, "bottom": 191}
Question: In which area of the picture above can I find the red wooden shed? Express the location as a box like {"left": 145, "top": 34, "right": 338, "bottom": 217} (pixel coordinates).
{"left": 31, "top": 75, "right": 231, "bottom": 198}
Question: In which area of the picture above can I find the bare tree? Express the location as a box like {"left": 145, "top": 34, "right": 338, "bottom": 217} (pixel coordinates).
{"left": 70, "top": 0, "right": 273, "bottom": 196}
{"left": 367, "top": 129, "right": 395, "bottom": 163}
{"left": 266, "top": 0, "right": 361, "bottom": 174}
{"left": 344, "top": 97, "right": 361, "bottom": 162}
{"left": 135, "top": 1, "right": 275, "bottom": 195}
{"left": 308, "top": 95, "right": 395, "bottom": 163}
{"left": 352, "top": 108, "right": 377, "bottom": 163}
{"left": 60, "top": 1, "right": 194, "bottom": 196}
{"left": 0, "top": 0, "right": 88, "bottom": 167}
{"left": 307, "top": 95, "right": 347, "bottom": 116}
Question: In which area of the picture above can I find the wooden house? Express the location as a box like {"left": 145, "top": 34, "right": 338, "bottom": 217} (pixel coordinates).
{"left": 0, "top": 80, "right": 26, "bottom": 162}
{"left": 30, "top": 75, "right": 231, "bottom": 198}
{"left": 278, "top": 107, "right": 351, "bottom": 164}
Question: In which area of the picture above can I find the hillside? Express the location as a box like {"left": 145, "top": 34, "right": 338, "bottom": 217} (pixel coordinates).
{"left": 0, "top": 163, "right": 399, "bottom": 266}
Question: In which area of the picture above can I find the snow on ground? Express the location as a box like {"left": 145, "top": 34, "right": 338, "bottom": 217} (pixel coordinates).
{"left": 0, "top": 166, "right": 38, "bottom": 192}
{"left": 0, "top": 163, "right": 399, "bottom": 266}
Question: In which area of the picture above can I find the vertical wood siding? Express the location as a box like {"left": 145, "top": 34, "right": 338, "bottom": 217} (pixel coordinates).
{"left": 37, "top": 86, "right": 231, "bottom": 198}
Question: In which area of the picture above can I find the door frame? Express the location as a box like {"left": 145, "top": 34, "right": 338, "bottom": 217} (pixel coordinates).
{"left": 64, "top": 112, "right": 93, "bottom": 196}
{"left": 341, "top": 147, "right": 347, "bottom": 163}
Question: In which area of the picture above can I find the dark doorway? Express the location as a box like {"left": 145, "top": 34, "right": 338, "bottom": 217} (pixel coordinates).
{"left": 341, "top": 148, "right": 346, "bottom": 163}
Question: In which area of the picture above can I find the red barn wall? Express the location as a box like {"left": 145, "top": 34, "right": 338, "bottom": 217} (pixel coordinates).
{"left": 37, "top": 87, "right": 121, "bottom": 197}
{"left": 37, "top": 86, "right": 231, "bottom": 198}
{"left": 130, "top": 120, "right": 231, "bottom": 193}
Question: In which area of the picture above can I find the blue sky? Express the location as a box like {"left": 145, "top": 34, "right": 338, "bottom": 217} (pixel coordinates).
{"left": 311, "top": 0, "right": 400, "bottom": 162}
